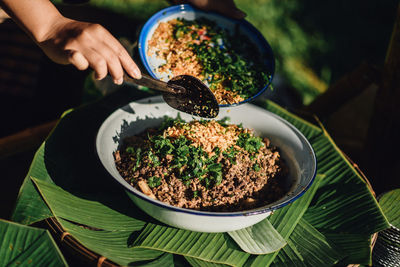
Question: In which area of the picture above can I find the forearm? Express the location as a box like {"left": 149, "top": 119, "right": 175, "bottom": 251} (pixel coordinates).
{"left": 0, "top": 0, "right": 64, "bottom": 42}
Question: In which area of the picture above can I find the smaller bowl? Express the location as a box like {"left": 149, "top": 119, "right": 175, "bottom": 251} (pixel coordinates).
{"left": 138, "top": 4, "right": 275, "bottom": 107}
{"left": 96, "top": 96, "right": 317, "bottom": 233}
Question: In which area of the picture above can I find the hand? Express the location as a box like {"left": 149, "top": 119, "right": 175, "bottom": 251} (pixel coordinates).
{"left": 185, "top": 0, "right": 246, "bottom": 19}
{"left": 37, "top": 17, "right": 141, "bottom": 84}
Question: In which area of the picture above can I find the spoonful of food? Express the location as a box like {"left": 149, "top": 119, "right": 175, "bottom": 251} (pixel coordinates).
{"left": 124, "top": 73, "right": 219, "bottom": 118}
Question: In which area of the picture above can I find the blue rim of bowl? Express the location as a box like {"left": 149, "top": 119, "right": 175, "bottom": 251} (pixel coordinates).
{"left": 96, "top": 97, "right": 317, "bottom": 218}
{"left": 138, "top": 4, "right": 275, "bottom": 108}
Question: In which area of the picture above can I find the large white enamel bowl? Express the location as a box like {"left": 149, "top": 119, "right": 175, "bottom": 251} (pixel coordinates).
{"left": 96, "top": 96, "right": 316, "bottom": 233}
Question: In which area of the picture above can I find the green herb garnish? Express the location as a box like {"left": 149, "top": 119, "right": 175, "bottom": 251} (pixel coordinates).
{"left": 169, "top": 18, "right": 270, "bottom": 100}
{"left": 148, "top": 150, "right": 160, "bottom": 166}
{"left": 148, "top": 176, "right": 161, "bottom": 188}
{"left": 237, "top": 133, "right": 264, "bottom": 153}
{"left": 223, "top": 146, "right": 238, "bottom": 164}
{"left": 131, "top": 147, "right": 142, "bottom": 171}
{"left": 126, "top": 146, "right": 135, "bottom": 153}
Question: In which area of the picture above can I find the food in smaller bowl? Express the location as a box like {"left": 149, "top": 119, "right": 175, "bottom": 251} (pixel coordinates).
{"left": 146, "top": 16, "right": 272, "bottom": 105}
{"left": 140, "top": 5, "right": 275, "bottom": 109}
{"left": 114, "top": 116, "right": 288, "bottom": 212}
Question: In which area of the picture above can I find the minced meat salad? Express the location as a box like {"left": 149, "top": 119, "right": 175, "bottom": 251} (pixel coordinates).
{"left": 114, "top": 116, "right": 287, "bottom": 212}
{"left": 148, "top": 18, "right": 271, "bottom": 105}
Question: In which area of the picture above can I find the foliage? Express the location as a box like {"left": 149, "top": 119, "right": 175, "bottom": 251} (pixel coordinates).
{"left": 379, "top": 189, "right": 400, "bottom": 228}
{"left": 10, "top": 87, "right": 389, "bottom": 266}
{"left": 0, "top": 219, "right": 67, "bottom": 267}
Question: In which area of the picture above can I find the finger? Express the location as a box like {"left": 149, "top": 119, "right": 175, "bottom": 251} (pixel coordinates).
{"left": 65, "top": 37, "right": 108, "bottom": 79}
{"left": 96, "top": 43, "right": 125, "bottom": 84}
{"left": 67, "top": 50, "right": 89, "bottom": 70}
{"left": 118, "top": 47, "right": 141, "bottom": 80}
{"left": 81, "top": 26, "right": 125, "bottom": 83}
{"left": 84, "top": 48, "right": 108, "bottom": 80}
{"left": 106, "top": 56, "right": 124, "bottom": 85}
{"left": 102, "top": 35, "right": 142, "bottom": 80}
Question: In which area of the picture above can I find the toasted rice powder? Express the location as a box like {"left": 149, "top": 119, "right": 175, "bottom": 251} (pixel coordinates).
{"left": 148, "top": 19, "right": 245, "bottom": 105}
{"left": 166, "top": 120, "right": 244, "bottom": 154}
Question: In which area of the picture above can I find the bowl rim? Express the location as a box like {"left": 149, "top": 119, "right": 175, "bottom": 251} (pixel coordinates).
{"left": 138, "top": 4, "right": 275, "bottom": 108}
{"left": 95, "top": 96, "right": 317, "bottom": 217}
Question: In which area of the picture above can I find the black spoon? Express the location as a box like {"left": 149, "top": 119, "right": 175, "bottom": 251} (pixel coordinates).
{"left": 124, "top": 73, "right": 219, "bottom": 118}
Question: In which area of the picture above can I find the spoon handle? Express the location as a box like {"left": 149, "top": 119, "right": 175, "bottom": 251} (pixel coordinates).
{"left": 124, "top": 73, "right": 184, "bottom": 94}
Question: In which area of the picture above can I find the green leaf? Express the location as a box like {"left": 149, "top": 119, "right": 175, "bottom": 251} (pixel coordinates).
{"left": 135, "top": 253, "right": 175, "bottom": 267}
{"left": 245, "top": 174, "right": 323, "bottom": 266}
{"left": 270, "top": 175, "right": 323, "bottom": 236}
{"left": 11, "top": 86, "right": 153, "bottom": 225}
{"left": 245, "top": 218, "right": 344, "bottom": 267}
{"left": 132, "top": 223, "right": 249, "bottom": 266}
{"left": 378, "top": 189, "right": 400, "bottom": 228}
{"left": 11, "top": 143, "right": 54, "bottom": 225}
{"left": 0, "top": 219, "right": 67, "bottom": 267}
{"left": 10, "top": 84, "right": 389, "bottom": 267}
{"left": 31, "top": 177, "right": 146, "bottom": 231}
{"left": 228, "top": 218, "right": 286, "bottom": 254}
{"left": 58, "top": 218, "right": 165, "bottom": 266}
{"left": 303, "top": 134, "right": 390, "bottom": 234}
{"left": 185, "top": 256, "right": 230, "bottom": 267}
{"left": 271, "top": 218, "right": 343, "bottom": 267}
{"left": 322, "top": 232, "right": 373, "bottom": 265}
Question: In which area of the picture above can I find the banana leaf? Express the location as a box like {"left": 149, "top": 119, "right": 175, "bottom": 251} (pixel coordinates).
{"left": 271, "top": 218, "right": 343, "bottom": 267}
{"left": 12, "top": 87, "right": 152, "bottom": 225}
{"left": 0, "top": 219, "right": 67, "bottom": 266}
{"left": 378, "top": 189, "right": 400, "bottom": 228}
{"left": 323, "top": 232, "right": 373, "bottom": 265}
{"left": 186, "top": 217, "right": 344, "bottom": 267}
{"left": 184, "top": 256, "right": 230, "bottom": 267}
{"left": 132, "top": 223, "right": 250, "bottom": 266}
{"left": 29, "top": 169, "right": 321, "bottom": 266}
{"left": 303, "top": 134, "right": 389, "bottom": 234}
{"left": 31, "top": 177, "right": 146, "bottom": 232}
{"left": 11, "top": 143, "right": 54, "bottom": 225}
{"left": 31, "top": 171, "right": 249, "bottom": 266}
{"left": 258, "top": 102, "right": 389, "bottom": 235}
{"left": 10, "top": 86, "right": 389, "bottom": 266}
{"left": 57, "top": 218, "right": 166, "bottom": 266}
{"left": 227, "top": 218, "right": 286, "bottom": 254}
{"left": 244, "top": 174, "right": 323, "bottom": 266}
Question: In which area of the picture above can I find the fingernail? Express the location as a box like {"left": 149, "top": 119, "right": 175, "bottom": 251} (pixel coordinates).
{"left": 114, "top": 77, "right": 123, "bottom": 85}
{"left": 133, "top": 68, "right": 142, "bottom": 79}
